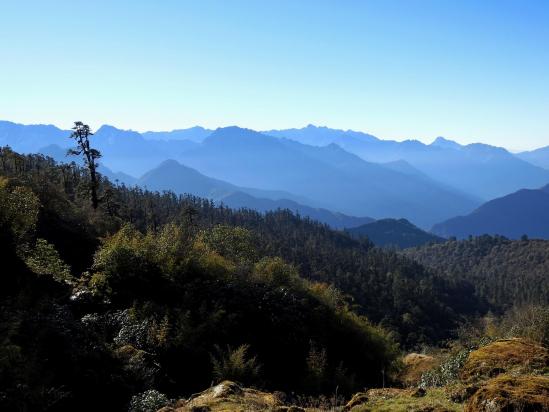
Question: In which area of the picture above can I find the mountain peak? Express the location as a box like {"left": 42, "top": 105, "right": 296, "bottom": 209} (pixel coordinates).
{"left": 431, "top": 136, "right": 462, "bottom": 149}
{"left": 96, "top": 124, "right": 120, "bottom": 133}
{"left": 95, "top": 125, "right": 143, "bottom": 140}
{"left": 158, "top": 158, "right": 182, "bottom": 168}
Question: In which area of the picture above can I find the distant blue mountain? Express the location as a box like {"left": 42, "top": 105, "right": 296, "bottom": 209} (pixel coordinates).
{"left": 5, "top": 120, "right": 549, "bottom": 230}
{"left": 267, "top": 125, "right": 549, "bottom": 200}
{"left": 141, "top": 126, "right": 212, "bottom": 143}
{"left": 347, "top": 218, "right": 444, "bottom": 248}
{"left": 0, "top": 121, "right": 198, "bottom": 177}
{"left": 92, "top": 125, "right": 198, "bottom": 176}
{"left": 176, "top": 126, "right": 479, "bottom": 228}
{"left": 432, "top": 184, "right": 549, "bottom": 239}
{"left": 0, "top": 120, "right": 70, "bottom": 152}
{"left": 137, "top": 159, "right": 373, "bottom": 229}
{"left": 518, "top": 146, "right": 549, "bottom": 170}
{"left": 37, "top": 144, "right": 137, "bottom": 186}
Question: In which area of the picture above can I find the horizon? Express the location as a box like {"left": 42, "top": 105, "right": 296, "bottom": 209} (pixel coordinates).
{"left": 1, "top": 118, "right": 542, "bottom": 153}
{"left": 1, "top": 1, "right": 549, "bottom": 151}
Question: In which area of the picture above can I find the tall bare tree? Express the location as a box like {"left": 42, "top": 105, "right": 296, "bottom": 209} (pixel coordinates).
{"left": 68, "top": 121, "right": 101, "bottom": 209}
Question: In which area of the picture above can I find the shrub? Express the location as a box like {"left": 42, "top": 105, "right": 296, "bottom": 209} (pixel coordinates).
{"left": 200, "top": 225, "right": 257, "bottom": 266}
{"left": 499, "top": 305, "right": 549, "bottom": 346}
{"left": 210, "top": 344, "right": 261, "bottom": 385}
{"left": 253, "top": 256, "right": 301, "bottom": 287}
{"left": 25, "top": 238, "right": 72, "bottom": 283}
{"left": 0, "top": 180, "right": 40, "bottom": 245}
{"left": 128, "top": 389, "right": 169, "bottom": 412}
{"left": 420, "top": 349, "right": 470, "bottom": 388}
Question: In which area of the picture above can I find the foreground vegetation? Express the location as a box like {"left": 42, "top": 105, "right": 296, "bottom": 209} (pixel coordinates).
{"left": 1, "top": 146, "right": 548, "bottom": 411}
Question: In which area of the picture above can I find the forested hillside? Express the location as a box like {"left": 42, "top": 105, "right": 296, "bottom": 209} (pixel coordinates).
{"left": 1, "top": 147, "right": 547, "bottom": 411}
{"left": 404, "top": 235, "right": 549, "bottom": 310}
{"left": 346, "top": 218, "right": 444, "bottom": 248}
{"left": 0, "top": 147, "right": 468, "bottom": 410}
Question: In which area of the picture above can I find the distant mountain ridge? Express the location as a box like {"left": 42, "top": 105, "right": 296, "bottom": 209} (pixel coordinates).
{"left": 4, "top": 120, "right": 549, "bottom": 229}
{"left": 347, "top": 218, "right": 444, "bottom": 248}
{"left": 141, "top": 126, "right": 212, "bottom": 143}
{"left": 137, "top": 158, "right": 374, "bottom": 229}
{"left": 36, "top": 144, "right": 137, "bottom": 185}
{"left": 518, "top": 146, "right": 549, "bottom": 170}
{"left": 175, "top": 126, "right": 479, "bottom": 227}
{"left": 432, "top": 184, "right": 549, "bottom": 240}
{"left": 266, "top": 125, "right": 549, "bottom": 200}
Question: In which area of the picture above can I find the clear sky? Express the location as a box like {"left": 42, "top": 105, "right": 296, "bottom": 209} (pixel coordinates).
{"left": 1, "top": 0, "right": 548, "bottom": 150}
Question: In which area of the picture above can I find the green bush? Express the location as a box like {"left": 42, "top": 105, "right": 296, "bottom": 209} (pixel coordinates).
{"left": 128, "top": 389, "right": 169, "bottom": 412}
{"left": 210, "top": 344, "right": 262, "bottom": 385}
{"left": 25, "top": 238, "right": 72, "bottom": 283}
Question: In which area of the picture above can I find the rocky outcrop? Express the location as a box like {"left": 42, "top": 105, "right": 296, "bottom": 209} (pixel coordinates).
{"left": 158, "top": 381, "right": 285, "bottom": 412}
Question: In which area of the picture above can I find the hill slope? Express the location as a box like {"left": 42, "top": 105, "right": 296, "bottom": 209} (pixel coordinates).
{"left": 347, "top": 218, "right": 444, "bottom": 248}
{"left": 518, "top": 145, "right": 549, "bottom": 170}
{"left": 404, "top": 235, "right": 549, "bottom": 309}
{"left": 432, "top": 184, "right": 549, "bottom": 239}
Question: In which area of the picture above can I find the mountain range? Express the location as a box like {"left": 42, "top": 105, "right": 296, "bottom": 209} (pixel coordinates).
{"left": 2, "top": 120, "right": 549, "bottom": 232}
{"left": 138, "top": 159, "right": 377, "bottom": 229}
{"left": 266, "top": 125, "right": 549, "bottom": 200}
{"left": 174, "top": 127, "right": 479, "bottom": 228}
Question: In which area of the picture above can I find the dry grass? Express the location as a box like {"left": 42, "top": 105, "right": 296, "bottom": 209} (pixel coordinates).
{"left": 350, "top": 387, "right": 463, "bottom": 412}
{"left": 465, "top": 374, "right": 549, "bottom": 412}
{"left": 400, "top": 353, "right": 439, "bottom": 387}
{"left": 460, "top": 338, "right": 548, "bottom": 383}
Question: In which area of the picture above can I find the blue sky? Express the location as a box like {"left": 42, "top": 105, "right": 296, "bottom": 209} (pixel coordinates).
{"left": 1, "top": 0, "right": 548, "bottom": 150}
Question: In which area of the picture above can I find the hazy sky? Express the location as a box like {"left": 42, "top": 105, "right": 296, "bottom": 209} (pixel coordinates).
{"left": 1, "top": 0, "right": 548, "bottom": 150}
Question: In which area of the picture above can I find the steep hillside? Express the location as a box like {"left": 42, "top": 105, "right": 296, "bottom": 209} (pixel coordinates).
{"left": 0, "top": 147, "right": 484, "bottom": 348}
{"left": 347, "top": 218, "right": 444, "bottom": 248}
{"left": 403, "top": 235, "right": 549, "bottom": 309}
{"left": 220, "top": 191, "right": 374, "bottom": 229}
{"left": 432, "top": 184, "right": 549, "bottom": 239}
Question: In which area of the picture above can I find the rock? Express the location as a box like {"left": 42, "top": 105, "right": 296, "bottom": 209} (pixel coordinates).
{"left": 167, "top": 380, "right": 286, "bottom": 411}
{"left": 343, "top": 392, "right": 369, "bottom": 410}
{"left": 209, "top": 380, "right": 243, "bottom": 398}
{"left": 411, "top": 387, "right": 426, "bottom": 397}
{"left": 460, "top": 338, "right": 549, "bottom": 383}
{"left": 465, "top": 374, "right": 549, "bottom": 411}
